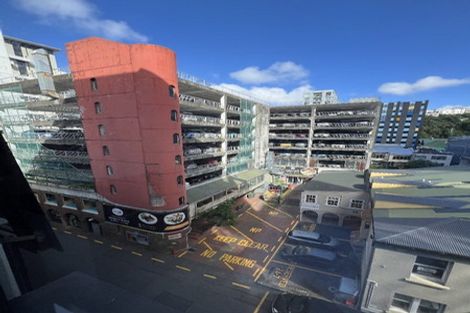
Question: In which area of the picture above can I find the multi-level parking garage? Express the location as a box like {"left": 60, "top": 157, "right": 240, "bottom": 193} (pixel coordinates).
{"left": 268, "top": 102, "right": 381, "bottom": 182}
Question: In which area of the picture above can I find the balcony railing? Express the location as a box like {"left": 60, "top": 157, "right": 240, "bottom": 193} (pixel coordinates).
{"left": 270, "top": 113, "right": 311, "bottom": 119}
{"left": 227, "top": 146, "right": 240, "bottom": 154}
{"left": 269, "top": 123, "right": 310, "bottom": 129}
{"left": 227, "top": 105, "right": 241, "bottom": 113}
{"left": 185, "top": 163, "right": 223, "bottom": 178}
{"left": 312, "top": 144, "right": 367, "bottom": 150}
{"left": 312, "top": 133, "right": 370, "bottom": 139}
{"left": 227, "top": 119, "right": 241, "bottom": 127}
{"left": 182, "top": 132, "right": 223, "bottom": 143}
{"left": 184, "top": 148, "right": 224, "bottom": 161}
{"left": 179, "top": 94, "right": 222, "bottom": 110}
{"left": 314, "top": 122, "right": 374, "bottom": 129}
{"left": 181, "top": 114, "right": 222, "bottom": 126}
{"left": 269, "top": 133, "right": 309, "bottom": 140}
{"left": 269, "top": 144, "right": 308, "bottom": 150}
{"left": 311, "top": 154, "right": 367, "bottom": 160}
{"left": 315, "top": 110, "right": 375, "bottom": 118}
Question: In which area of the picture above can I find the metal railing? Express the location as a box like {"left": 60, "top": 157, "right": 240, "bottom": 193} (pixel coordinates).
{"left": 315, "top": 122, "right": 374, "bottom": 128}
{"left": 312, "top": 154, "right": 366, "bottom": 160}
{"left": 269, "top": 133, "right": 308, "bottom": 139}
{"left": 227, "top": 119, "right": 241, "bottom": 126}
{"left": 315, "top": 110, "right": 375, "bottom": 117}
{"left": 312, "top": 144, "right": 367, "bottom": 150}
{"left": 227, "top": 105, "right": 241, "bottom": 113}
{"left": 181, "top": 114, "right": 222, "bottom": 126}
{"left": 270, "top": 113, "right": 311, "bottom": 119}
{"left": 179, "top": 94, "right": 222, "bottom": 110}
{"left": 269, "top": 123, "right": 310, "bottom": 128}
{"left": 313, "top": 133, "right": 370, "bottom": 139}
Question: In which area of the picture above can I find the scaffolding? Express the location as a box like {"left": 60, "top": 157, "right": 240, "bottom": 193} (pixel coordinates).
{"left": 0, "top": 80, "right": 94, "bottom": 190}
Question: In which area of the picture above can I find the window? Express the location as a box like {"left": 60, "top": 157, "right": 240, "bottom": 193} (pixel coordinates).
{"left": 175, "top": 155, "right": 182, "bottom": 164}
{"left": 90, "top": 78, "right": 98, "bottom": 91}
{"left": 171, "top": 110, "right": 178, "bottom": 121}
{"left": 98, "top": 124, "right": 106, "bottom": 136}
{"left": 110, "top": 184, "right": 117, "bottom": 194}
{"left": 326, "top": 195, "right": 340, "bottom": 207}
{"left": 17, "top": 61, "right": 28, "bottom": 75}
{"left": 179, "top": 196, "right": 185, "bottom": 205}
{"left": 173, "top": 133, "right": 180, "bottom": 144}
{"left": 391, "top": 293, "right": 445, "bottom": 313}
{"left": 12, "top": 42, "right": 23, "bottom": 56}
{"left": 106, "top": 165, "right": 114, "bottom": 176}
{"left": 62, "top": 196, "right": 77, "bottom": 209}
{"left": 45, "top": 193, "right": 58, "bottom": 205}
{"left": 177, "top": 175, "right": 184, "bottom": 185}
{"left": 82, "top": 200, "right": 98, "bottom": 215}
{"left": 95, "top": 102, "right": 102, "bottom": 114}
{"left": 412, "top": 256, "right": 449, "bottom": 282}
{"left": 305, "top": 194, "right": 316, "bottom": 203}
{"left": 350, "top": 199, "right": 364, "bottom": 209}
{"left": 102, "top": 145, "right": 110, "bottom": 156}
{"left": 169, "top": 85, "right": 176, "bottom": 97}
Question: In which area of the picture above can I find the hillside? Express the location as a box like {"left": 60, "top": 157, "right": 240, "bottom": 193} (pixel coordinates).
{"left": 420, "top": 113, "right": 470, "bottom": 138}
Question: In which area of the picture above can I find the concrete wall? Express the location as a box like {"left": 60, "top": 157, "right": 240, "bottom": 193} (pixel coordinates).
{"left": 67, "top": 37, "right": 186, "bottom": 212}
{"left": 413, "top": 153, "right": 453, "bottom": 167}
{"left": 254, "top": 103, "right": 270, "bottom": 169}
{"left": 362, "top": 247, "right": 470, "bottom": 313}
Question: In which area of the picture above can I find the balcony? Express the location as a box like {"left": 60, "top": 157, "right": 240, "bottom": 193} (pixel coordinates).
{"left": 227, "top": 133, "right": 241, "bottom": 141}
{"left": 269, "top": 133, "right": 309, "bottom": 140}
{"left": 315, "top": 110, "right": 376, "bottom": 120}
{"left": 227, "top": 105, "right": 241, "bottom": 114}
{"left": 179, "top": 94, "right": 223, "bottom": 112}
{"left": 183, "top": 132, "right": 224, "bottom": 143}
{"left": 185, "top": 163, "right": 223, "bottom": 178}
{"left": 184, "top": 148, "right": 224, "bottom": 161}
{"left": 227, "top": 119, "right": 241, "bottom": 128}
{"left": 269, "top": 123, "right": 310, "bottom": 130}
{"left": 314, "top": 122, "right": 374, "bottom": 129}
{"left": 311, "top": 144, "right": 367, "bottom": 151}
{"left": 270, "top": 113, "right": 311, "bottom": 120}
{"left": 181, "top": 114, "right": 223, "bottom": 127}
{"left": 227, "top": 146, "right": 240, "bottom": 155}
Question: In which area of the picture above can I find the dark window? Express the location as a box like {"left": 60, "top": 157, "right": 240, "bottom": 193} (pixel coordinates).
{"left": 391, "top": 293, "right": 413, "bottom": 312}
{"left": 12, "top": 42, "right": 23, "bottom": 56}
{"left": 173, "top": 133, "right": 180, "bottom": 144}
{"left": 175, "top": 155, "right": 182, "bottom": 164}
{"left": 17, "top": 61, "right": 28, "bottom": 75}
{"left": 179, "top": 196, "right": 185, "bottom": 205}
{"left": 106, "top": 165, "right": 114, "bottom": 176}
{"left": 90, "top": 78, "right": 98, "bottom": 91}
{"left": 98, "top": 124, "right": 105, "bottom": 136}
{"left": 45, "top": 193, "right": 58, "bottom": 205}
{"left": 169, "top": 85, "right": 176, "bottom": 97}
{"left": 62, "top": 196, "right": 77, "bottom": 209}
{"left": 110, "top": 184, "right": 117, "bottom": 194}
{"left": 177, "top": 176, "right": 184, "bottom": 185}
{"left": 171, "top": 110, "right": 178, "bottom": 121}
{"left": 412, "top": 256, "right": 449, "bottom": 281}
{"left": 102, "top": 145, "right": 110, "bottom": 156}
{"left": 95, "top": 102, "right": 102, "bottom": 113}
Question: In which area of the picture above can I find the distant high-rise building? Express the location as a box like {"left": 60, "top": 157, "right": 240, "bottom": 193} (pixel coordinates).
{"left": 0, "top": 30, "right": 61, "bottom": 83}
{"left": 376, "top": 101, "right": 428, "bottom": 149}
{"left": 304, "top": 90, "right": 338, "bottom": 105}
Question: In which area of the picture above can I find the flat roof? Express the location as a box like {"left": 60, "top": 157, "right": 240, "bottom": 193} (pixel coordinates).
{"left": 270, "top": 101, "right": 380, "bottom": 112}
{"left": 187, "top": 169, "right": 266, "bottom": 203}
{"left": 373, "top": 144, "right": 414, "bottom": 156}
{"left": 302, "top": 170, "right": 367, "bottom": 192}
{"left": 3, "top": 35, "right": 60, "bottom": 52}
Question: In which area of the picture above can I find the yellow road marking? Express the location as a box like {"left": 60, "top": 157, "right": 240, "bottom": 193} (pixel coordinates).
{"left": 253, "top": 291, "right": 270, "bottom": 313}
{"left": 271, "top": 259, "right": 342, "bottom": 278}
{"left": 263, "top": 255, "right": 270, "bottom": 263}
{"left": 252, "top": 268, "right": 260, "bottom": 278}
{"left": 198, "top": 237, "right": 207, "bottom": 244}
{"left": 177, "top": 250, "right": 188, "bottom": 258}
{"left": 203, "top": 274, "right": 217, "bottom": 280}
{"left": 290, "top": 220, "right": 299, "bottom": 231}
{"left": 232, "top": 282, "right": 251, "bottom": 290}
{"left": 93, "top": 239, "right": 104, "bottom": 245}
{"left": 151, "top": 257, "right": 165, "bottom": 263}
{"left": 63, "top": 230, "right": 72, "bottom": 235}
{"left": 284, "top": 227, "right": 290, "bottom": 233}
{"left": 132, "top": 251, "right": 143, "bottom": 257}
{"left": 77, "top": 234, "right": 88, "bottom": 240}
{"left": 263, "top": 201, "right": 293, "bottom": 217}
{"left": 176, "top": 265, "right": 191, "bottom": 272}
{"left": 246, "top": 211, "right": 283, "bottom": 232}
{"left": 111, "top": 245, "right": 122, "bottom": 250}
{"left": 223, "top": 261, "right": 235, "bottom": 271}
{"left": 230, "top": 225, "right": 254, "bottom": 242}
{"left": 277, "top": 236, "right": 283, "bottom": 243}
{"left": 210, "top": 228, "right": 219, "bottom": 234}
{"left": 290, "top": 220, "right": 295, "bottom": 226}
{"left": 201, "top": 249, "right": 217, "bottom": 258}
{"left": 202, "top": 241, "right": 214, "bottom": 251}
{"left": 238, "top": 213, "right": 244, "bottom": 218}
{"left": 255, "top": 235, "right": 287, "bottom": 282}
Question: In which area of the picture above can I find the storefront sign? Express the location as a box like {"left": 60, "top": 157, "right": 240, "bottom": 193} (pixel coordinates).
{"left": 103, "top": 204, "right": 189, "bottom": 233}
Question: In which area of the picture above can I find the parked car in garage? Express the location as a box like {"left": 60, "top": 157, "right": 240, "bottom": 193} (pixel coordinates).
{"left": 272, "top": 293, "right": 358, "bottom": 313}
{"left": 280, "top": 244, "right": 336, "bottom": 268}
{"left": 287, "top": 230, "right": 340, "bottom": 249}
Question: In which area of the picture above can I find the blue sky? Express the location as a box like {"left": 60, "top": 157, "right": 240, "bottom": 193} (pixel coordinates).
{"left": 1, "top": 0, "right": 469, "bottom": 108}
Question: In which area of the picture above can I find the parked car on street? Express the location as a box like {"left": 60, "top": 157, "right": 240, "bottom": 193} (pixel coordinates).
{"left": 287, "top": 230, "right": 340, "bottom": 249}
{"left": 280, "top": 244, "right": 336, "bottom": 267}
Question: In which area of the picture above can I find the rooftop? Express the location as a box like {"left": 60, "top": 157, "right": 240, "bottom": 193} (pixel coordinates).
{"left": 374, "top": 217, "right": 470, "bottom": 259}
{"left": 3, "top": 34, "right": 60, "bottom": 52}
{"left": 373, "top": 144, "right": 414, "bottom": 156}
{"left": 302, "top": 170, "right": 367, "bottom": 192}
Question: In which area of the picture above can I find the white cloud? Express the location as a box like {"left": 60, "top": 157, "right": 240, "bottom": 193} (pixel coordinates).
{"left": 15, "top": 0, "right": 148, "bottom": 42}
{"left": 211, "top": 83, "right": 313, "bottom": 106}
{"left": 378, "top": 76, "right": 470, "bottom": 95}
{"left": 230, "top": 61, "right": 309, "bottom": 85}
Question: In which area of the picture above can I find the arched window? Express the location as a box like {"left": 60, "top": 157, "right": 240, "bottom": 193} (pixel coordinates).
{"left": 90, "top": 78, "right": 98, "bottom": 91}
{"left": 98, "top": 124, "right": 106, "bottom": 136}
{"left": 94, "top": 101, "right": 102, "bottom": 113}
{"left": 102, "top": 145, "right": 110, "bottom": 156}
{"left": 169, "top": 85, "right": 176, "bottom": 97}
{"left": 173, "top": 133, "right": 180, "bottom": 144}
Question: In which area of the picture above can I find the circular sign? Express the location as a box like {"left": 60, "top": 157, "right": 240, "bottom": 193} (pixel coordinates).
{"left": 138, "top": 212, "right": 158, "bottom": 225}
{"left": 164, "top": 212, "right": 186, "bottom": 225}
{"left": 112, "top": 208, "right": 124, "bottom": 216}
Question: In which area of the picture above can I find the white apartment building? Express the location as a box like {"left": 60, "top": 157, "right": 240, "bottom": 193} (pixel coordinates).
{"left": 0, "top": 30, "right": 61, "bottom": 83}
{"left": 304, "top": 89, "right": 338, "bottom": 105}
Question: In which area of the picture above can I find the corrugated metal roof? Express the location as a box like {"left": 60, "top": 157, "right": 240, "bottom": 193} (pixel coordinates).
{"left": 375, "top": 218, "right": 470, "bottom": 258}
